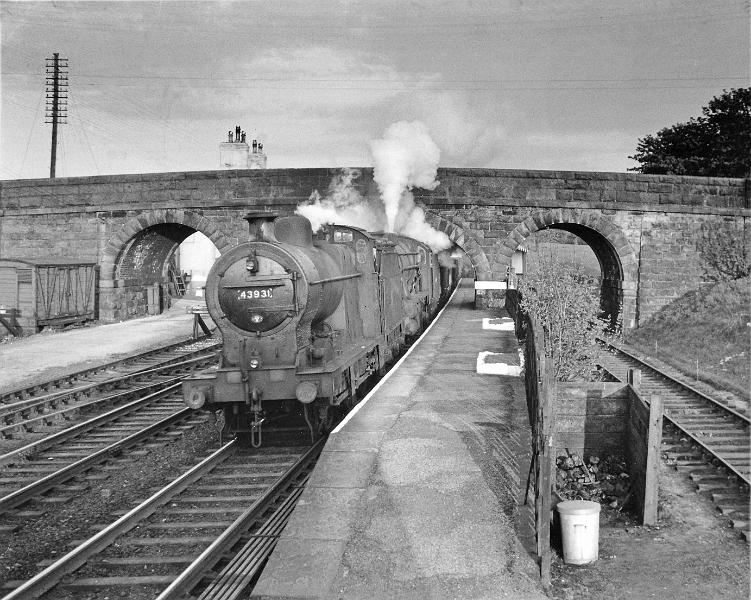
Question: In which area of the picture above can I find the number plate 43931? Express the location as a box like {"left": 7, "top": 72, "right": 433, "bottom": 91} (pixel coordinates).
{"left": 237, "top": 288, "right": 273, "bottom": 300}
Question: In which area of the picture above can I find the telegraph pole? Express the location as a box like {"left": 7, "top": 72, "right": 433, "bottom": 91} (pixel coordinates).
{"left": 45, "top": 53, "right": 68, "bottom": 178}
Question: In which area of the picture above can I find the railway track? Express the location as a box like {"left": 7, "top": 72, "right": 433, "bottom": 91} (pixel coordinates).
{"left": 0, "top": 337, "right": 220, "bottom": 452}
{"left": 0, "top": 384, "right": 209, "bottom": 517}
{"left": 598, "top": 341, "right": 750, "bottom": 538}
{"left": 1, "top": 439, "right": 323, "bottom": 600}
{"left": 0, "top": 335, "right": 220, "bottom": 405}
{"left": 0, "top": 337, "right": 224, "bottom": 518}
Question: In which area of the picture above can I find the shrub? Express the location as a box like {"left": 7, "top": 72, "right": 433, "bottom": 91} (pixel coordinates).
{"left": 518, "top": 251, "right": 610, "bottom": 381}
{"left": 698, "top": 222, "right": 750, "bottom": 282}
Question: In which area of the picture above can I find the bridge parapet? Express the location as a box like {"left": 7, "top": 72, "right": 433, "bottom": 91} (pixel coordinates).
{"left": 1, "top": 168, "right": 748, "bottom": 326}
{"left": 1, "top": 167, "right": 748, "bottom": 215}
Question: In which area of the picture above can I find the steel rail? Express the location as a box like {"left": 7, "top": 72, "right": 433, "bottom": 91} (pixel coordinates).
{"left": 0, "top": 380, "right": 186, "bottom": 466}
{"left": 0, "top": 386, "right": 191, "bottom": 514}
{"left": 0, "top": 350, "right": 218, "bottom": 427}
{"left": 663, "top": 412, "right": 750, "bottom": 487}
{"left": 0, "top": 440, "right": 238, "bottom": 600}
{"left": 599, "top": 344, "right": 750, "bottom": 487}
{"left": 0, "top": 378, "right": 177, "bottom": 440}
{"left": 195, "top": 483, "right": 305, "bottom": 600}
{"left": 0, "top": 335, "right": 219, "bottom": 404}
{"left": 601, "top": 339, "right": 750, "bottom": 423}
{"left": 156, "top": 438, "right": 325, "bottom": 600}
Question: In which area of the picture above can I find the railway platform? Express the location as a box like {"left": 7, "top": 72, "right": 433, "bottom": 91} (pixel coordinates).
{"left": 0, "top": 297, "right": 211, "bottom": 394}
{"left": 252, "top": 281, "right": 547, "bottom": 599}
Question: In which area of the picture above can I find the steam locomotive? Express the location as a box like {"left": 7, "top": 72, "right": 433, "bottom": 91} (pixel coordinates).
{"left": 182, "top": 212, "right": 459, "bottom": 446}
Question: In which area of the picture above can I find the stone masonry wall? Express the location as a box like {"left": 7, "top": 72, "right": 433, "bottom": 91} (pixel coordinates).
{"left": 1, "top": 167, "right": 748, "bottom": 325}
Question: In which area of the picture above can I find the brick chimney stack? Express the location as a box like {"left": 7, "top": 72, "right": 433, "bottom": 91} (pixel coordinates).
{"left": 220, "top": 125, "right": 267, "bottom": 169}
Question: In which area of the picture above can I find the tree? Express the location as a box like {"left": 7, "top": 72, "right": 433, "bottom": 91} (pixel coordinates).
{"left": 629, "top": 88, "right": 751, "bottom": 178}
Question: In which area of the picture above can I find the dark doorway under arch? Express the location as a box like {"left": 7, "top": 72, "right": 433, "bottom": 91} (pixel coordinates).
{"left": 529, "top": 224, "right": 623, "bottom": 328}
{"left": 99, "top": 210, "right": 233, "bottom": 321}
{"left": 500, "top": 210, "right": 638, "bottom": 329}
{"left": 115, "top": 223, "right": 200, "bottom": 316}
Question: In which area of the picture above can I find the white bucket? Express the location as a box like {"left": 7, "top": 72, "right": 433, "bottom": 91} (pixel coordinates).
{"left": 557, "top": 500, "right": 601, "bottom": 565}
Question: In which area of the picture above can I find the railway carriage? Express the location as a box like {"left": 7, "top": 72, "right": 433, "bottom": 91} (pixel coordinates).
{"left": 182, "top": 212, "right": 458, "bottom": 445}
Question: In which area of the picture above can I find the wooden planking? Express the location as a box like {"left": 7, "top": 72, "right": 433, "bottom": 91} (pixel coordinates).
{"left": 554, "top": 382, "right": 630, "bottom": 458}
{"left": 643, "top": 395, "right": 663, "bottom": 525}
{"left": 0, "top": 261, "right": 97, "bottom": 332}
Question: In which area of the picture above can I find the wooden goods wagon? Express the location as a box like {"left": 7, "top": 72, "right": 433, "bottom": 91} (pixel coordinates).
{"left": 0, "top": 258, "right": 98, "bottom": 336}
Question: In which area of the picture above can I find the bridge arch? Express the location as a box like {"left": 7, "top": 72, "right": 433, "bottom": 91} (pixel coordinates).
{"left": 423, "top": 210, "right": 492, "bottom": 280}
{"left": 499, "top": 209, "right": 638, "bottom": 329}
{"left": 99, "top": 210, "right": 235, "bottom": 320}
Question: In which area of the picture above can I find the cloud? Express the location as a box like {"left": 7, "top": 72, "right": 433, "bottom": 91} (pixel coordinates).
{"left": 502, "top": 131, "right": 636, "bottom": 172}
{"left": 187, "top": 46, "right": 420, "bottom": 116}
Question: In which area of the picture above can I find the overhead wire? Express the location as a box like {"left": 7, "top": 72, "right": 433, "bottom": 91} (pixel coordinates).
{"left": 18, "top": 88, "right": 45, "bottom": 178}
{"left": 5, "top": 72, "right": 747, "bottom": 84}
{"left": 70, "top": 90, "right": 101, "bottom": 175}
{"left": 2, "top": 5, "right": 748, "bottom": 35}
{"left": 2, "top": 1, "right": 747, "bottom": 179}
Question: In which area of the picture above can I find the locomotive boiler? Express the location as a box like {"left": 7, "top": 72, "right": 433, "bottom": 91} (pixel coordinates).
{"left": 182, "top": 212, "right": 458, "bottom": 446}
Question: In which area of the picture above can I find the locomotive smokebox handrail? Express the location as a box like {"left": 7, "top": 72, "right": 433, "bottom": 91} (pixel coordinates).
{"left": 308, "top": 272, "right": 362, "bottom": 285}
{"left": 221, "top": 273, "right": 292, "bottom": 287}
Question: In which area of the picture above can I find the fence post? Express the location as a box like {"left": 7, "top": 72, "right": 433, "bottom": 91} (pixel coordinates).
{"left": 538, "top": 370, "right": 554, "bottom": 588}
{"left": 643, "top": 394, "right": 663, "bottom": 525}
{"left": 627, "top": 368, "right": 641, "bottom": 389}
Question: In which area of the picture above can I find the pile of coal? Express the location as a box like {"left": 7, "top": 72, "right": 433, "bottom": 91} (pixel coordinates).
{"left": 556, "top": 452, "right": 631, "bottom": 507}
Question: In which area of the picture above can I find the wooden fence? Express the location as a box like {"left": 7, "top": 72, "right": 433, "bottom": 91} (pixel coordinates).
{"left": 516, "top": 297, "right": 554, "bottom": 587}
{"left": 508, "top": 290, "right": 663, "bottom": 585}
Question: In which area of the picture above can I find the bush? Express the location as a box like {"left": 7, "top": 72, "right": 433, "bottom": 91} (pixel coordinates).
{"left": 697, "top": 222, "right": 750, "bottom": 282}
{"left": 518, "top": 251, "right": 610, "bottom": 381}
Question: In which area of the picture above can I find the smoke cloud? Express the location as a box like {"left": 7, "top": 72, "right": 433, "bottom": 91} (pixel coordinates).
{"left": 370, "top": 120, "right": 441, "bottom": 232}
{"left": 296, "top": 121, "right": 451, "bottom": 251}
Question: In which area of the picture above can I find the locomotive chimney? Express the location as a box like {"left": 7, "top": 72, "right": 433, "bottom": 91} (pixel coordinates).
{"left": 244, "top": 212, "right": 278, "bottom": 242}
{"left": 274, "top": 215, "right": 313, "bottom": 247}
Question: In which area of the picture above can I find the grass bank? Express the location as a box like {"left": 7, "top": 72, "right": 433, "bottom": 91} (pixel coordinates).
{"left": 625, "top": 277, "right": 750, "bottom": 399}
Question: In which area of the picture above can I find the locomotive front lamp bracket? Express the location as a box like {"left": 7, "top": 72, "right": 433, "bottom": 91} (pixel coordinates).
{"left": 246, "top": 249, "right": 258, "bottom": 274}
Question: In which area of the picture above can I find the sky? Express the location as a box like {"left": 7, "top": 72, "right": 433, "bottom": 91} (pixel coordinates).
{"left": 1, "top": 0, "right": 748, "bottom": 180}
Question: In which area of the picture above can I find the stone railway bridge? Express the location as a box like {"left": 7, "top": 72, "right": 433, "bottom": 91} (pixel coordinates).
{"left": 0, "top": 167, "right": 748, "bottom": 329}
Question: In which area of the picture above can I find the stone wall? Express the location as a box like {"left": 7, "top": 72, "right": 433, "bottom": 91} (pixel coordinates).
{"left": 1, "top": 167, "right": 748, "bottom": 324}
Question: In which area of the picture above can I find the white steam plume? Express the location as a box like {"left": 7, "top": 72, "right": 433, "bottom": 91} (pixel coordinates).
{"left": 296, "top": 121, "right": 451, "bottom": 251}
{"left": 370, "top": 120, "right": 441, "bottom": 233}
{"left": 297, "top": 169, "right": 386, "bottom": 232}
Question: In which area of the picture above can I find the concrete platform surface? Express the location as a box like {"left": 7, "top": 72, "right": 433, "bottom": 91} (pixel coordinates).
{"left": 252, "top": 282, "right": 546, "bottom": 600}
{"left": 0, "top": 298, "right": 209, "bottom": 394}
